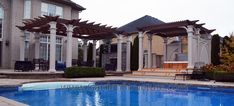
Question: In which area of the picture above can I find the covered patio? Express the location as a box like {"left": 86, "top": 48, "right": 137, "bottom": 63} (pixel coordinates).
{"left": 136, "top": 20, "right": 215, "bottom": 72}
{"left": 16, "top": 15, "right": 127, "bottom": 72}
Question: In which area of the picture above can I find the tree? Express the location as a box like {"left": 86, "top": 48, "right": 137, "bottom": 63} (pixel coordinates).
{"left": 211, "top": 34, "right": 221, "bottom": 65}
{"left": 87, "top": 43, "right": 93, "bottom": 62}
{"left": 221, "top": 34, "right": 234, "bottom": 65}
{"left": 131, "top": 36, "right": 139, "bottom": 71}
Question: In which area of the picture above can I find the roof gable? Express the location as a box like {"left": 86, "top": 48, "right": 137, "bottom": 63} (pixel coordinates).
{"left": 118, "top": 15, "right": 164, "bottom": 34}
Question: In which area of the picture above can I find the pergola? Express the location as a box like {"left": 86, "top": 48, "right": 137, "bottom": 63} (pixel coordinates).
{"left": 17, "top": 15, "right": 126, "bottom": 72}
{"left": 136, "top": 20, "right": 215, "bottom": 70}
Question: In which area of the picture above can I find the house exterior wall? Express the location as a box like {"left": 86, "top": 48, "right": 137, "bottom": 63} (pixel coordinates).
{"left": 0, "top": 0, "right": 81, "bottom": 68}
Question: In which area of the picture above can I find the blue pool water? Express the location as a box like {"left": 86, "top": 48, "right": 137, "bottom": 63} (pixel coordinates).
{"left": 1, "top": 81, "right": 234, "bottom": 106}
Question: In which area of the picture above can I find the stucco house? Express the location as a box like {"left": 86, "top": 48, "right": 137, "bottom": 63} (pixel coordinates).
{"left": 0, "top": 0, "right": 85, "bottom": 68}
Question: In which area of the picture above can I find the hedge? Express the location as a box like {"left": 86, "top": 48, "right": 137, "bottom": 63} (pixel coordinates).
{"left": 64, "top": 67, "right": 105, "bottom": 78}
{"left": 204, "top": 71, "right": 234, "bottom": 82}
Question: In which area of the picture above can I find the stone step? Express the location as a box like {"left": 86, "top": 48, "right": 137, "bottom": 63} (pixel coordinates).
{"left": 0, "top": 75, "right": 8, "bottom": 78}
{"left": 132, "top": 71, "right": 179, "bottom": 77}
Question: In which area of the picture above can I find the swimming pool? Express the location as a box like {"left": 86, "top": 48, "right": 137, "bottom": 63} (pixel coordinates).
{"left": 0, "top": 81, "right": 234, "bottom": 106}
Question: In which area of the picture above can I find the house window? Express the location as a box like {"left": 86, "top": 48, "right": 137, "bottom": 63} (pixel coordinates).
{"left": 39, "top": 36, "right": 63, "bottom": 61}
{"left": 0, "top": 7, "right": 3, "bottom": 39}
{"left": 24, "top": 0, "right": 31, "bottom": 19}
{"left": 24, "top": 32, "right": 30, "bottom": 60}
{"left": 41, "top": 2, "right": 63, "bottom": 18}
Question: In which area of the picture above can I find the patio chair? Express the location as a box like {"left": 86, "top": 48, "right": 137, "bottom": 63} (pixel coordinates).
{"left": 14, "top": 61, "right": 35, "bottom": 72}
{"left": 174, "top": 62, "right": 205, "bottom": 80}
{"left": 39, "top": 59, "right": 49, "bottom": 71}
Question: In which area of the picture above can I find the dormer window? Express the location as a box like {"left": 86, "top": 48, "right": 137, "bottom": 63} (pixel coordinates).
{"left": 41, "top": 2, "right": 63, "bottom": 18}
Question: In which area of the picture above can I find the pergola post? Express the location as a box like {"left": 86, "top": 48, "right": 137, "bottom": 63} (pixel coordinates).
{"left": 116, "top": 34, "right": 123, "bottom": 72}
{"left": 66, "top": 24, "right": 74, "bottom": 67}
{"left": 138, "top": 32, "right": 144, "bottom": 71}
{"left": 48, "top": 21, "right": 57, "bottom": 72}
{"left": 20, "top": 31, "right": 25, "bottom": 61}
{"left": 83, "top": 39, "right": 88, "bottom": 62}
{"left": 208, "top": 34, "right": 212, "bottom": 64}
{"left": 126, "top": 36, "right": 131, "bottom": 72}
{"left": 34, "top": 34, "right": 40, "bottom": 59}
{"left": 163, "top": 37, "right": 168, "bottom": 62}
{"left": 186, "top": 25, "right": 195, "bottom": 68}
{"left": 92, "top": 40, "right": 97, "bottom": 67}
{"left": 147, "top": 35, "right": 152, "bottom": 68}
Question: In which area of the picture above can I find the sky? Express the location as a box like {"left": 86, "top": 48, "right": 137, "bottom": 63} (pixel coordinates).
{"left": 73, "top": 0, "right": 234, "bottom": 37}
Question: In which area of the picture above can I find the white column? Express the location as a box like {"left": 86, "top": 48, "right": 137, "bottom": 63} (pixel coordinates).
{"left": 116, "top": 34, "right": 123, "bottom": 72}
{"left": 49, "top": 21, "right": 57, "bottom": 72}
{"left": 163, "top": 37, "right": 168, "bottom": 62}
{"left": 34, "top": 35, "right": 40, "bottom": 59}
{"left": 152, "top": 54, "right": 157, "bottom": 68}
{"left": 83, "top": 39, "right": 88, "bottom": 62}
{"left": 92, "top": 40, "right": 97, "bottom": 67}
{"left": 195, "top": 28, "right": 201, "bottom": 63}
{"left": 138, "top": 32, "right": 144, "bottom": 71}
{"left": 126, "top": 36, "right": 131, "bottom": 72}
{"left": 66, "top": 24, "right": 74, "bottom": 67}
{"left": 20, "top": 32, "right": 25, "bottom": 61}
{"left": 207, "top": 34, "right": 212, "bottom": 64}
{"left": 147, "top": 35, "right": 152, "bottom": 68}
{"left": 186, "top": 25, "right": 195, "bottom": 68}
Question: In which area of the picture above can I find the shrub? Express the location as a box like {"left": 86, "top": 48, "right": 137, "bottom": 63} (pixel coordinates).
{"left": 64, "top": 67, "right": 105, "bottom": 78}
{"left": 214, "top": 71, "right": 234, "bottom": 82}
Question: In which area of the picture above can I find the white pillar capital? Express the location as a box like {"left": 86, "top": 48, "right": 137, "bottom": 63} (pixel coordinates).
{"left": 186, "top": 25, "right": 195, "bottom": 34}
{"left": 49, "top": 21, "right": 57, "bottom": 30}
{"left": 83, "top": 39, "right": 88, "bottom": 45}
{"left": 147, "top": 34, "right": 152, "bottom": 41}
{"left": 127, "top": 36, "right": 132, "bottom": 42}
{"left": 138, "top": 32, "right": 144, "bottom": 38}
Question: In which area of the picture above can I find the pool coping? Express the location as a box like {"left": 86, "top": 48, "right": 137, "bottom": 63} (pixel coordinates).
{"left": 0, "top": 77, "right": 234, "bottom": 88}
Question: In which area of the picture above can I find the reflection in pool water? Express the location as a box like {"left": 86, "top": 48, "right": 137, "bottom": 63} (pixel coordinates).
{"left": 0, "top": 81, "right": 234, "bottom": 106}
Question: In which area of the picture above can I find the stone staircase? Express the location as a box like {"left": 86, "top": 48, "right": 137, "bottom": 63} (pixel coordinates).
{"left": 131, "top": 68, "right": 186, "bottom": 77}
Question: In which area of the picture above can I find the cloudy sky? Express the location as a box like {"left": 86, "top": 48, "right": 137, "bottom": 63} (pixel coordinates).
{"left": 73, "top": 0, "right": 234, "bottom": 37}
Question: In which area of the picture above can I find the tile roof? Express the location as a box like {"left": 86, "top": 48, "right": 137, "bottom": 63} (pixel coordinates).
{"left": 118, "top": 15, "right": 164, "bottom": 33}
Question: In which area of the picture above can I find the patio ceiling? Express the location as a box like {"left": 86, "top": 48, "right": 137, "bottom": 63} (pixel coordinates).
{"left": 17, "top": 15, "right": 119, "bottom": 40}
{"left": 138, "top": 20, "right": 215, "bottom": 37}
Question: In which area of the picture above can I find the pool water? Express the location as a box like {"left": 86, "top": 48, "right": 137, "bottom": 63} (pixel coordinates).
{"left": 0, "top": 81, "right": 234, "bottom": 106}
